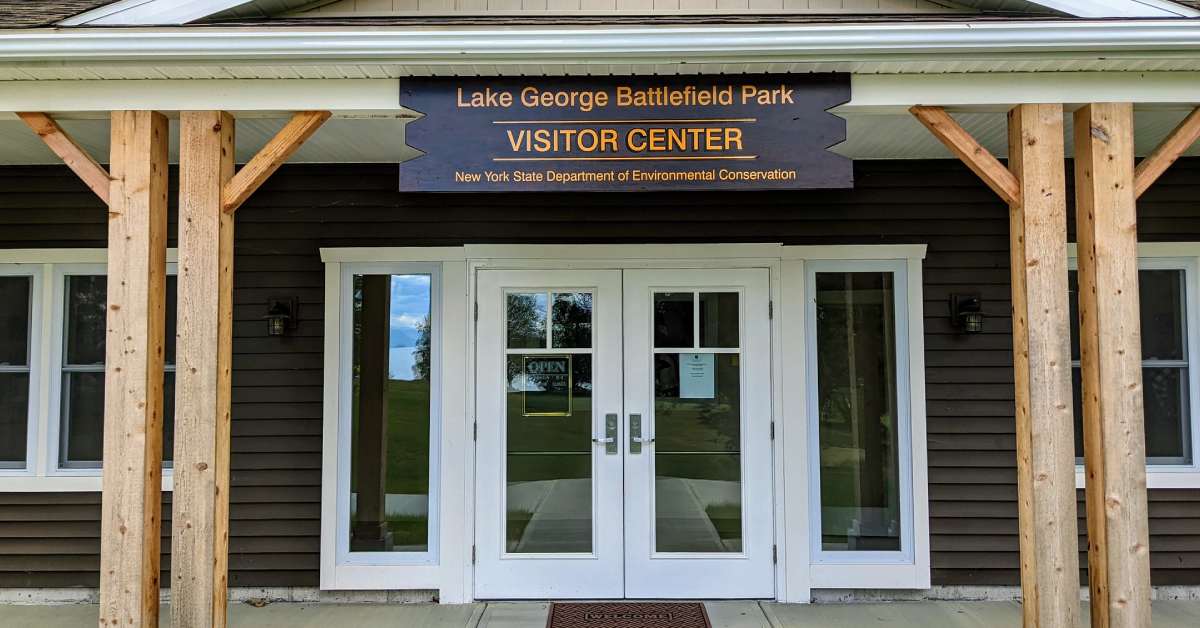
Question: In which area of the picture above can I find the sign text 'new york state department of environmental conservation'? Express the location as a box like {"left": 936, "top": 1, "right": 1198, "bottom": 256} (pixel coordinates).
{"left": 398, "top": 75, "right": 852, "bottom": 192}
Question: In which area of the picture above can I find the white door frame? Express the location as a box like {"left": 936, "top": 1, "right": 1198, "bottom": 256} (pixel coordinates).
{"left": 466, "top": 244, "right": 786, "bottom": 600}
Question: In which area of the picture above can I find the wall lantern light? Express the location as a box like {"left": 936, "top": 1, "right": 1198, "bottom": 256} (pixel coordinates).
{"left": 950, "top": 294, "right": 984, "bottom": 334}
{"left": 264, "top": 297, "right": 298, "bottom": 337}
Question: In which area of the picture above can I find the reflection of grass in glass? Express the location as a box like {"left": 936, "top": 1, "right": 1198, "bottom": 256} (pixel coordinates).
{"left": 704, "top": 503, "right": 742, "bottom": 541}
{"left": 385, "top": 379, "right": 432, "bottom": 495}
{"left": 506, "top": 508, "right": 535, "bottom": 551}
{"left": 386, "top": 514, "right": 430, "bottom": 548}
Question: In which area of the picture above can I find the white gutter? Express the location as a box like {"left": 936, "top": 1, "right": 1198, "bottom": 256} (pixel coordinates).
{"left": 1, "top": 21, "right": 1200, "bottom": 65}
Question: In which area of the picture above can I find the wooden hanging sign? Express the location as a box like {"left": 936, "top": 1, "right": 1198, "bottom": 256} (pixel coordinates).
{"left": 399, "top": 74, "right": 852, "bottom": 192}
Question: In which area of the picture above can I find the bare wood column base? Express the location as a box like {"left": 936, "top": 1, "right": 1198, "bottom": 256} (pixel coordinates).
{"left": 98, "top": 110, "right": 170, "bottom": 628}
{"left": 171, "top": 110, "right": 327, "bottom": 627}
{"left": 1008, "top": 103, "right": 1080, "bottom": 628}
{"left": 912, "top": 104, "right": 1080, "bottom": 628}
{"left": 1074, "top": 103, "right": 1152, "bottom": 628}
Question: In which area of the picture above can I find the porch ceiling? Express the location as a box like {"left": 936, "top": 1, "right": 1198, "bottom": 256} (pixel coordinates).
{"left": 0, "top": 108, "right": 1195, "bottom": 165}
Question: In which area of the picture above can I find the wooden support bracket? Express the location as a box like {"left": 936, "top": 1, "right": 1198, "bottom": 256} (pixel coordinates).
{"left": 17, "top": 112, "right": 112, "bottom": 205}
{"left": 222, "top": 110, "right": 330, "bottom": 213}
{"left": 1134, "top": 107, "right": 1200, "bottom": 198}
{"left": 910, "top": 105, "right": 1022, "bottom": 206}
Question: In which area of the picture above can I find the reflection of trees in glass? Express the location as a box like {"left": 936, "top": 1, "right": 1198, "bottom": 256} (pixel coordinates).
{"left": 507, "top": 293, "right": 545, "bottom": 348}
{"left": 815, "top": 272, "right": 900, "bottom": 550}
{"left": 413, "top": 314, "right": 431, "bottom": 381}
{"left": 66, "top": 276, "right": 108, "bottom": 364}
{"left": 552, "top": 292, "right": 592, "bottom": 348}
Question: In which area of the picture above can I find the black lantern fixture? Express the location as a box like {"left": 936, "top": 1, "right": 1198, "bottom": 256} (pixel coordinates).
{"left": 264, "top": 297, "right": 298, "bottom": 337}
{"left": 950, "top": 294, "right": 984, "bottom": 334}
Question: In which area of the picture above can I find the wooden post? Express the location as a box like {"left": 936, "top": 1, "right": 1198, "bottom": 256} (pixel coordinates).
{"left": 1073, "top": 103, "right": 1152, "bottom": 628}
{"left": 98, "top": 110, "right": 169, "bottom": 628}
{"left": 352, "top": 275, "right": 393, "bottom": 551}
{"left": 170, "top": 109, "right": 326, "bottom": 626}
{"left": 171, "top": 110, "right": 236, "bottom": 628}
{"left": 1007, "top": 103, "right": 1081, "bottom": 628}
{"left": 911, "top": 104, "right": 1082, "bottom": 626}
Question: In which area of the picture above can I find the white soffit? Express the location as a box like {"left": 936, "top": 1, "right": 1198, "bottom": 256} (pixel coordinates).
{"left": 0, "top": 109, "right": 1194, "bottom": 164}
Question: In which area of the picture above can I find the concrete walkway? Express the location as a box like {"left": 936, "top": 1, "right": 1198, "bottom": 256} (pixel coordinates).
{"left": 4, "top": 600, "right": 1200, "bottom": 627}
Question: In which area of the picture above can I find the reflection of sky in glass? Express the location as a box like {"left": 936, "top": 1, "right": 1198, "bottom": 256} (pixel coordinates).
{"left": 389, "top": 274, "right": 430, "bottom": 381}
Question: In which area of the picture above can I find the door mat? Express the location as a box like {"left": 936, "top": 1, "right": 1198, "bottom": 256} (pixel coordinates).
{"left": 547, "top": 602, "right": 711, "bottom": 628}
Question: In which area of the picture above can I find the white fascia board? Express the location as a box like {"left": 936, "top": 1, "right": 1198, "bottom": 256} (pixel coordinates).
{"left": 0, "top": 79, "right": 404, "bottom": 115}
{"left": 4, "top": 21, "right": 1200, "bottom": 65}
{"left": 1030, "top": 0, "right": 1199, "bottom": 18}
{"left": 842, "top": 72, "right": 1200, "bottom": 113}
{"left": 60, "top": 1, "right": 260, "bottom": 26}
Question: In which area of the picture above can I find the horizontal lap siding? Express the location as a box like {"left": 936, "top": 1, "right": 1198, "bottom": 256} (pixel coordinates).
{"left": 1, "top": 160, "right": 1197, "bottom": 589}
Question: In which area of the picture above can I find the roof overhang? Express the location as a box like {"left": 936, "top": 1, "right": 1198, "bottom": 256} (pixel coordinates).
{"left": 59, "top": 1, "right": 320, "bottom": 26}
{"left": 5, "top": 20, "right": 1200, "bottom": 68}
{"left": 54, "top": 0, "right": 1200, "bottom": 25}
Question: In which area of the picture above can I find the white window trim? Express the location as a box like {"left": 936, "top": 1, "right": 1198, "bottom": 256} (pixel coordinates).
{"left": 319, "top": 249, "right": 470, "bottom": 601}
{"left": 782, "top": 245, "right": 930, "bottom": 591}
{"left": 1068, "top": 242, "right": 1200, "bottom": 489}
{"left": 0, "top": 249, "right": 176, "bottom": 492}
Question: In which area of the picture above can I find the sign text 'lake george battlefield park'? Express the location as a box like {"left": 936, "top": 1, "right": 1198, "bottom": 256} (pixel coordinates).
{"left": 398, "top": 75, "right": 852, "bottom": 192}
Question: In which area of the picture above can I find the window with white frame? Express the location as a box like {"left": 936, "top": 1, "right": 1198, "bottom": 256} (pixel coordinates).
{"left": 793, "top": 249, "right": 929, "bottom": 591}
{"left": 808, "top": 260, "right": 913, "bottom": 561}
{"left": 0, "top": 253, "right": 176, "bottom": 489}
{"left": 335, "top": 264, "right": 440, "bottom": 566}
{"left": 1069, "top": 247, "right": 1200, "bottom": 486}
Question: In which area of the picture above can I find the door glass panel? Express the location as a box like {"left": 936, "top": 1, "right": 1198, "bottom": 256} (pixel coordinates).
{"left": 652, "top": 289, "right": 742, "bottom": 554}
{"left": 506, "top": 290, "right": 594, "bottom": 554}
{"left": 654, "top": 352, "right": 743, "bottom": 553}
{"left": 507, "top": 293, "right": 548, "bottom": 349}
{"left": 699, "top": 292, "right": 739, "bottom": 348}
{"left": 654, "top": 292, "right": 694, "bottom": 348}
{"left": 552, "top": 292, "right": 593, "bottom": 349}
{"left": 348, "top": 274, "right": 433, "bottom": 553}
{"left": 815, "top": 272, "right": 901, "bottom": 552}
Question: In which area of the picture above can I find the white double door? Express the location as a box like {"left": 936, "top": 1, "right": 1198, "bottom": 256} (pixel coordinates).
{"left": 474, "top": 268, "right": 774, "bottom": 599}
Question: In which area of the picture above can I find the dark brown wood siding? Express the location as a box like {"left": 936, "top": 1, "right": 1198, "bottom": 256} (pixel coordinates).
{"left": 1, "top": 159, "right": 1198, "bottom": 589}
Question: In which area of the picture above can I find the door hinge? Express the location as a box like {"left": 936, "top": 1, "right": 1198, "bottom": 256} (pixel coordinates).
{"left": 474, "top": 302, "right": 478, "bottom": 322}
{"left": 768, "top": 300, "right": 774, "bottom": 319}
{"left": 770, "top": 421, "right": 775, "bottom": 441}
{"left": 472, "top": 545, "right": 476, "bottom": 564}
{"left": 772, "top": 545, "right": 778, "bottom": 564}
{"left": 473, "top": 421, "right": 478, "bottom": 441}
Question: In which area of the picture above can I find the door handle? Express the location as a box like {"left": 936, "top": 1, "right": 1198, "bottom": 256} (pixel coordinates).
{"left": 629, "top": 414, "right": 652, "bottom": 454}
{"left": 595, "top": 413, "right": 619, "bottom": 455}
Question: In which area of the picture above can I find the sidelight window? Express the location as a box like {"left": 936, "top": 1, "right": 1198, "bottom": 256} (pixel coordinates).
{"left": 798, "top": 253, "right": 927, "bottom": 589}
{"left": 335, "top": 263, "right": 442, "bottom": 570}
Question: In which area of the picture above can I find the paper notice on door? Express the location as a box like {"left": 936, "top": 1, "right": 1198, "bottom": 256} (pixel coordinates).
{"left": 679, "top": 353, "right": 716, "bottom": 399}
